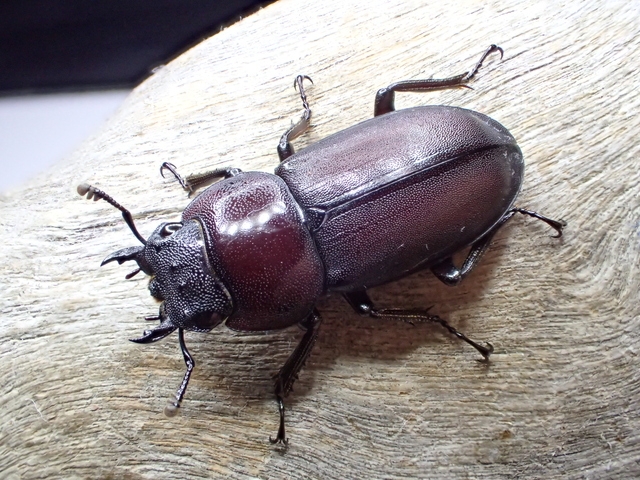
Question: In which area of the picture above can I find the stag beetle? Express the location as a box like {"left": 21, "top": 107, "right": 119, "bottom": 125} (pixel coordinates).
{"left": 78, "top": 45, "right": 565, "bottom": 444}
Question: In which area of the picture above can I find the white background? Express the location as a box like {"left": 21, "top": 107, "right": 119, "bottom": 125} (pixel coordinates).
{"left": 0, "top": 90, "right": 130, "bottom": 193}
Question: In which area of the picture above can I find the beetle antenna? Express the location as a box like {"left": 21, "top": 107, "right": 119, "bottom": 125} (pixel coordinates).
{"left": 164, "top": 328, "right": 195, "bottom": 417}
{"left": 77, "top": 183, "right": 147, "bottom": 245}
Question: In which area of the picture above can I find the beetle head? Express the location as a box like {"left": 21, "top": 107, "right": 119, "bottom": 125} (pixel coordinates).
{"left": 78, "top": 183, "right": 233, "bottom": 340}
{"left": 103, "top": 220, "right": 234, "bottom": 341}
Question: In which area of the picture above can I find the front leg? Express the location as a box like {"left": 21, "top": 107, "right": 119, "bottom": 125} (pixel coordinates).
{"left": 270, "top": 310, "right": 322, "bottom": 445}
{"left": 160, "top": 162, "right": 242, "bottom": 196}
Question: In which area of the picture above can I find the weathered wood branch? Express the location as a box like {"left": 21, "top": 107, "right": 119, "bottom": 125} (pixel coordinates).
{"left": 2, "top": 0, "right": 638, "bottom": 478}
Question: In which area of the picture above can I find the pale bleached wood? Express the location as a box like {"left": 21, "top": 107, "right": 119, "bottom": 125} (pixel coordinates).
{"left": 1, "top": 0, "right": 639, "bottom": 478}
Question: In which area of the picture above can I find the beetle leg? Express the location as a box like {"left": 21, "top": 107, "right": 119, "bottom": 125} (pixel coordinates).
{"left": 431, "top": 213, "right": 512, "bottom": 287}
{"left": 509, "top": 208, "right": 566, "bottom": 238}
{"left": 269, "top": 309, "right": 322, "bottom": 445}
{"left": 160, "top": 162, "right": 242, "bottom": 197}
{"left": 431, "top": 208, "right": 565, "bottom": 286}
{"left": 278, "top": 75, "right": 313, "bottom": 162}
{"left": 343, "top": 290, "right": 493, "bottom": 360}
{"left": 129, "top": 318, "right": 177, "bottom": 344}
{"left": 163, "top": 328, "right": 196, "bottom": 418}
{"left": 374, "top": 44, "right": 503, "bottom": 116}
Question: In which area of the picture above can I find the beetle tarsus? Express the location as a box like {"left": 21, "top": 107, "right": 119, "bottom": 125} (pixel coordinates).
{"left": 509, "top": 207, "right": 566, "bottom": 238}
{"left": 294, "top": 74, "right": 313, "bottom": 91}
{"left": 479, "top": 342, "right": 494, "bottom": 361}
{"left": 278, "top": 75, "right": 314, "bottom": 162}
{"left": 163, "top": 328, "right": 196, "bottom": 417}
{"left": 161, "top": 162, "right": 192, "bottom": 192}
{"left": 269, "top": 395, "right": 289, "bottom": 445}
{"left": 293, "top": 74, "right": 314, "bottom": 113}
{"left": 463, "top": 44, "right": 504, "bottom": 82}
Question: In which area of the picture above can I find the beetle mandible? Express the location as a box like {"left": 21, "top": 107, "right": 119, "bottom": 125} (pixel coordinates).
{"left": 78, "top": 45, "right": 565, "bottom": 444}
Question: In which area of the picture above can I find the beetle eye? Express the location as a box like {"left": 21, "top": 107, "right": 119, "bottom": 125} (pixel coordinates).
{"left": 160, "top": 223, "right": 182, "bottom": 237}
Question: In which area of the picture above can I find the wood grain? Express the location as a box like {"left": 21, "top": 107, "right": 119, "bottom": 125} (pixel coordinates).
{"left": 1, "top": 0, "right": 638, "bottom": 478}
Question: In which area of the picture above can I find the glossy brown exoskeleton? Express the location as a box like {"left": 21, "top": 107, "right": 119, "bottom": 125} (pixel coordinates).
{"left": 78, "top": 45, "right": 565, "bottom": 444}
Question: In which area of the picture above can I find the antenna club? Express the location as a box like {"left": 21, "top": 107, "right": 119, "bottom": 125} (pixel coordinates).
{"left": 77, "top": 183, "right": 91, "bottom": 196}
{"left": 164, "top": 403, "right": 180, "bottom": 417}
{"left": 75, "top": 182, "right": 147, "bottom": 245}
